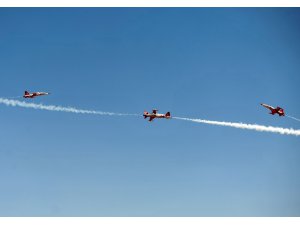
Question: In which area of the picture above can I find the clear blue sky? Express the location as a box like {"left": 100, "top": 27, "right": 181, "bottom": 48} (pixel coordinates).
{"left": 0, "top": 8, "right": 300, "bottom": 216}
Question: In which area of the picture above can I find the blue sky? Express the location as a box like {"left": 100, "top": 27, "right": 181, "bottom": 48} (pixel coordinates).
{"left": 0, "top": 8, "right": 300, "bottom": 216}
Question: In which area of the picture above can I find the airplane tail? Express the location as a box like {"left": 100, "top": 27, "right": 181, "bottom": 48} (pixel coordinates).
{"left": 165, "top": 112, "right": 171, "bottom": 117}
{"left": 24, "top": 91, "right": 29, "bottom": 95}
{"left": 143, "top": 111, "right": 148, "bottom": 119}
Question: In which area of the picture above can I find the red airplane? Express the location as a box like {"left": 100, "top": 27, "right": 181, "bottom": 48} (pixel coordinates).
{"left": 261, "top": 103, "right": 285, "bottom": 116}
{"left": 143, "top": 109, "right": 171, "bottom": 122}
{"left": 23, "top": 90, "right": 50, "bottom": 98}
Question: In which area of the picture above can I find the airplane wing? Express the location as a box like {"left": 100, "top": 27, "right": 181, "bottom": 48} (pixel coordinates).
{"left": 152, "top": 109, "right": 157, "bottom": 114}
{"left": 261, "top": 103, "right": 274, "bottom": 111}
{"left": 149, "top": 117, "right": 154, "bottom": 122}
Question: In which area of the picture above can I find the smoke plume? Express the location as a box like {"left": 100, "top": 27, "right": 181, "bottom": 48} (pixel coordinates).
{"left": 173, "top": 117, "right": 300, "bottom": 137}
{"left": 0, "top": 98, "right": 138, "bottom": 117}
{"left": 286, "top": 115, "right": 300, "bottom": 123}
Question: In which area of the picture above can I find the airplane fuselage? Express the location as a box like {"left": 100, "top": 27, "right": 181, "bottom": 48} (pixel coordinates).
{"left": 23, "top": 92, "right": 49, "bottom": 98}
{"left": 143, "top": 111, "right": 171, "bottom": 121}
{"left": 144, "top": 113, "right": 170, "bottom": 119}
{"left": 261, "top": 103, "right": 285, "bottom": 116}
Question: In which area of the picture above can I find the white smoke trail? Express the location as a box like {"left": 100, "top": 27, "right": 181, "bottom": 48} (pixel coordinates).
{"left": 1, "top": 98, "right": 299, "bottom": 136}
{"left": 173, "top": 117, "right": 300, "bottom": 137}
{"left": 286, "top": 115, "right": 300, "bottom": 122}
{"left": 0, "top": 98, "right": 138, "bottom": 117}
{"left": 4, "top": 96, "right": 23, "bottom": 99}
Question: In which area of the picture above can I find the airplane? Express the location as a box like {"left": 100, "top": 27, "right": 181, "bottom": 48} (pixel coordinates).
{"left": 261, "top": 103, "right": 285, "bottom": 116}
{"left": 23, "top": 90, "right": 50, "bottom": 98}
{"left": 143, "top": 109, "right": 171, "bottom": 122}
